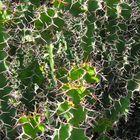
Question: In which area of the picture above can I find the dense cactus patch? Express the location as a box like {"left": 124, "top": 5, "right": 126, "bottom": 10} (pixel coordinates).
{"left": 0, "top": 0, "right": 140, "bottom": 139}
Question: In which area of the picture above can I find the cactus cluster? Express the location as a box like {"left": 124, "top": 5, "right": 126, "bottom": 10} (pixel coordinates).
{"left": 0, "top": 0, "right": 140, "bottom": 139}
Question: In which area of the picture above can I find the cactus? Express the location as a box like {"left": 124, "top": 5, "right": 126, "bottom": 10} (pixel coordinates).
{"left": 0, "top": 0, "right": 140, "bottom": 139}
{"left": 0, "top": 4, "right": 16, "bottom": 139}
{"left": 54, "top": 63, "right": 100, "bottom": 140}
{"left": 18, "top": 113, "right": 46, "bottom": 139}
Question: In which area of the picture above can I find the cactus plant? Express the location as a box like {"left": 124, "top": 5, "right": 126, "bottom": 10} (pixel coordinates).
{"left": 0, "top": 0, "right": 140, "bottom": 139}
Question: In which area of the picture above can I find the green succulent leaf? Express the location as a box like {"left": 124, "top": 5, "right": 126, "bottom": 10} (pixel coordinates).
{"left": 56, "top": 68, "right": 68, "bottom": 83}
{"left": 69, "top": 2, "right": 84, "bottom": 17}
{"left": 68, "top": 128, "right": 89, "bottom": 140}
{"left": 57, "top": 101, "right": 70, "bottom": 115}
{"left": 87, "top": 0, "right": 99, "bottom": 12}
{"left": 127, "top": 80, "right": 138, "bottom": 91}
{"left": 36, "top": 123, "right": 46, "bottom": 132}
{"left": 93, "top": 118, "right": 113, "bottom": 133}
{"left": 120, "top": 3, "right": 132, "bottom": 19}
{"left": 47, "top": 9, "right": 56, "bottom": 17}
{"left": 67, "top": 89, "right": 81, "bottom": 105}
{"left": 0, "top": 50, "right": 6, "bottom": 60}
{"left": 0, "top": 61, "right": 6, "bottom": 72}
{"left": 84, "top": 73, "right": 100, "bottom": 84}
{"left": 0, "top": 74, "right": 7, "bottom": 88}
{"left": 69, "top": 105, "right": 87, "bottom": 126}
{"left": 69, "top": 67, "right": 84, "bottom": 81}
{"left": 40, "top": 13, "right": 52, "bottom": 25}
{"left": 19, "top": 116, "right": 28, "bottom": 124}
{"left": 53, "top": 17, "right": 65, "bottom": 31}
{"left": 23, "top": 123, "right": 36, "bottom": 139}
{"left": 54, "top": 124, "right": 71, "bottom": 140}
